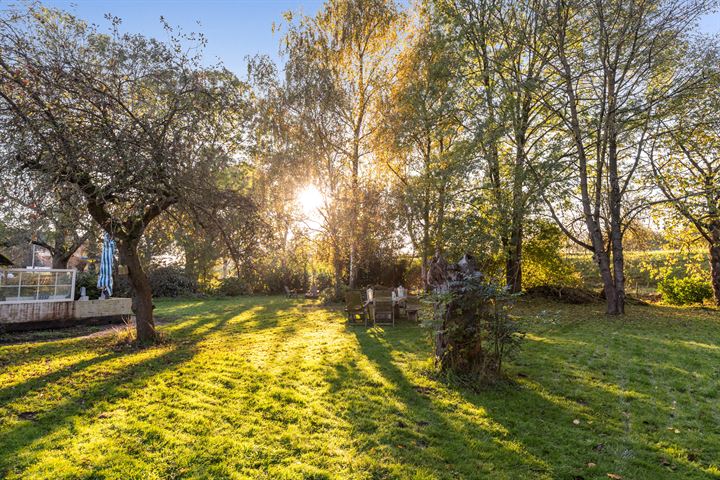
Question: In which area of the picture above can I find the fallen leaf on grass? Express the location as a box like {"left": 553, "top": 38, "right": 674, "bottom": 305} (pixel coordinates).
{"left": 413, "top": 385, "right": 436, "bottom": 396}
{"left": 587, "top": 462, "right": 596, "bottom": 468}
{"left": 573, "top": 419, "right": 581, "bottom": 425}
{"left": 607, "top": 474, "right": 623, "bottom": 480}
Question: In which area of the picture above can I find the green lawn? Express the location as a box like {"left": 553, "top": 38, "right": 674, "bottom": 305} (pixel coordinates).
{"left": 1, "top": 297, "right": 719, "bottom": 479}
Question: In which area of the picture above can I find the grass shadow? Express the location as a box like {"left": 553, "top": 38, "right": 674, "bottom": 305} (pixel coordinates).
{"left": 345, "top": 325, "right": 561, "bottom": 478}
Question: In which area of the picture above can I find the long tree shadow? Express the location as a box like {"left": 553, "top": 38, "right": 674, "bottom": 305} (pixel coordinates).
{"left": 344, "top": 326, "right": 566, "bottom": 478}
{"left": 0, "top": 300, "right": 249, "bottom": 475}
{"left": 0, "top": 330, "right": 167, "bottom": 403}
{"left": 0, "top": 298, "right": 258, "bottom": 370}
{"left": 0, "top": 334, "right": 110, "bottom": 371}
{"left": 504, "top": 352, "right": 719, "bottom": 477}
{"left": 0, "top": 352, "right": 118, "bottom": 404}
{"left": 349, "top": 322, "right": 718, "bottom": 479}
{"left": 0, "top": 307, "right": 232, "bottom": 405}
{"left": 0, "top": 343, "right": 198, "bottom": 475}
{"left": 0, "top": 297, "right": 312, "bottom": 477}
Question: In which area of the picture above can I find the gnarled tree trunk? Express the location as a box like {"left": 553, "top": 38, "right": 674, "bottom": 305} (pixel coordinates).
{"left": 119, "top": 238, "right": 156, "bottom": 343}
{"left": 51, "top": 253, "right": 72, "bottom": 269}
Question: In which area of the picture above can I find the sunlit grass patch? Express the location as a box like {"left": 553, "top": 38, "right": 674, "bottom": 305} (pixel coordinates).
{"left": 0, "top": 296, "right": 718, "bottom": 479}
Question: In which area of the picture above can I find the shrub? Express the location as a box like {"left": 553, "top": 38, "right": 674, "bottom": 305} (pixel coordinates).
{"left": 113, "top": 275, "right": 132, "bottom": 297}
{"left": 657, "top": 276, "right": 713, "bottom": 305}
{"left": 215, "top": 276, "right": 250, "bottom": 297}
{"left": 524, "top": 285, "right": 601, "bottom": 304}
{"left": 257, "top": 268, "right": 305, "bottom": 295}
{"left": 319, "top": 287, "right": 341, "bottom": 305}
{"left": 315, "top": 271, "right": 334, "bottom": 291}
{"left": 148, "top": 266, "right": 197, "bottom": 298}
{"left": 524, "top": 221, "right": 582, "bottom": 288}
{"left": 75, "top": 271, "right": 101, "bottom": 300}
{"left": 75, "top": 271, "right": 132, "bottom": 299}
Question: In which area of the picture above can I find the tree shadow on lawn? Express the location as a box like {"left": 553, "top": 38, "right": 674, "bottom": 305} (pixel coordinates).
{"left": 517, "top": 334, "right": 720, "bottom": 477}
{"left": 0, "top": 344, "right": 200, "bottom": 476}
{"left": 0, "top": 332, "right": 115, "bottom": 371}
{"left": 158, "top": 297, "right": 305, "bottom": 338}
{"left": 342, "top": 325, "right": 575, "bottom": 478}
{"left": 349, "top": 324, "right": 717, "bottom": 479}
{"left": 0, "top": 297, "right": 261, "bottom": 370}
{"left": 0, "top": 300, "right": 253, "bottom": 476}
{"left": 508, "top": 307, "right": 720, "bottom": 478}
{"left": 0, "top": 297, "right": 307, "bottom": 470}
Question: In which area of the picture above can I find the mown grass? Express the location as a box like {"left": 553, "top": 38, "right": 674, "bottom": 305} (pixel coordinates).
{"left": 0, "top": 296, "right": 718, "bottom": 479}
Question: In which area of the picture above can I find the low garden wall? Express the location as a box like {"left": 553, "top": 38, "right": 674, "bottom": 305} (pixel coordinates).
{"left": 0, "top": 298, "right": 133, "bottom": 332}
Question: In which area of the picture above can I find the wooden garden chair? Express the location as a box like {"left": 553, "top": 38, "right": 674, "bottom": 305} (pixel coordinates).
{"left": 371, "top": 287, "right": 395, "bottom": 326}
{"left": 345, "top": 289, "right": 367, "bottom": 326}
{"left": 304, "top": 284, "right": 319, "bottom": 299}
{"left": 394, "top": 286, "right": 408, "bottom": 317}
{"left": 405, "top": 295, "right": 420, "bottom": 323}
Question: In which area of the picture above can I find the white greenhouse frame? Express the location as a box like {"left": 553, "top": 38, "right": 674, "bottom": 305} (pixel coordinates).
{"left": 0, "top": 268, "right": 77, "bottom": 304}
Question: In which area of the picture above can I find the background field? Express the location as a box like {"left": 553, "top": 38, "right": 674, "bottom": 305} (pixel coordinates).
{"left": 566, "top": 250, "right": 710, "bottom": 294}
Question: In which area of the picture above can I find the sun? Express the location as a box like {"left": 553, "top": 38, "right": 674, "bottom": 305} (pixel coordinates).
{"left": 297, "top": 184, "right": 324, "bottom": 218}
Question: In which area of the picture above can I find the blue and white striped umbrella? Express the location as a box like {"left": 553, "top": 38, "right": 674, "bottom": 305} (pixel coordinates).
{"left": 97, "top": 233, "right": 115, "bottom": 297}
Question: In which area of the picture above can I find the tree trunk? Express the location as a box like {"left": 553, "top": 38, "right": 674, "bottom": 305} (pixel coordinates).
{"left": 584, "top": 210, "right": 619, "bottom": 314}
{"left": 51, "top": 254, "right": 69, "bottom": 269}
{"left": 421, "top": 258, "right": 429, "bottom": 293}
{"left": 184, "top": 246, "right": 199, "bottom": 285}
{"left": 608, "top": 233, "right": 625, "bottom": 314}
{"left": 349, "top": 245, "right": 356, "bottom": 289}
{"left": 348, "top": 52, "right": 365, "bottom": 290}
{"left": 710, "top": 240, "right": 720, "bottom": 306}
{"left": 50, "top": 233, "right": 86, "bottom": 270}
{"left": 421, "top": 190, "right": 431, "bottom": 293}
{"left": 348, "top": 144, "right": 360, "bottom": 289}
{"left": 506, "top": 223, "right": 522, "bottom": 293}
{"left": 333, "top": 243, "right": 343, "bottom": 300}
{"left": 606, "top": 72, "right": 625, "bottom": 315}
{"left": 507, "top": 100, "right": 529, "bottom": 294}
{"left": 119, "top": 238, "right": 156, "bottom": 343}
{"left": 51, "top": 232, "right": 68, "bottom": 269}
{"left": 558, "top": 35, "right": 624, "bottom": 316}
{"left": 596, "top": 250, "right": 620, "bottom": 314}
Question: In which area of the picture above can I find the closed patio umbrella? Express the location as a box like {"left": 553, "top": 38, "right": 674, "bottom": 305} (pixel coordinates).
{"left": 97, "top": 233, "right": 115, "bottom": 298}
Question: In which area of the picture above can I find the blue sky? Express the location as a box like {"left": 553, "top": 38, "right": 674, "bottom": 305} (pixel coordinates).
{"left": 44, "top": 1, "right": 720, "bottom": 78}
{"left": 44, "top": 0, "right": 325, "bottom": 75}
